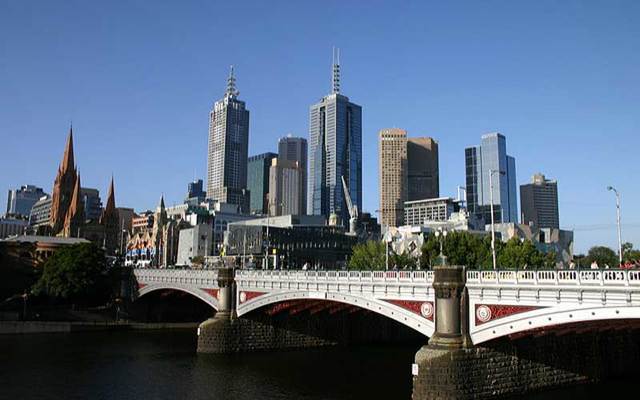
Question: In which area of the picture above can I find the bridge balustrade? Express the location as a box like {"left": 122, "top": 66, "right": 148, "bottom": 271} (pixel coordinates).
{"left": 235, "top": 269, "right": 433, "bottom": 283}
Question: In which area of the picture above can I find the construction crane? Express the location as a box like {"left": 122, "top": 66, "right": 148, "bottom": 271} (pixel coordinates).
{"left": 341, "top": 175, "right": 358, "bottom": 235}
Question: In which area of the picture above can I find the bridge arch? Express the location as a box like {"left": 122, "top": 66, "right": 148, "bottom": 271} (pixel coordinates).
{"left": 470, "top": 304, "right": 640, "bottom": 344}
{"left": 137, "top": 283, "right": 220, "bottom": 311}
{"left": 236, "top": 289, "right": 435, "bottom": 337}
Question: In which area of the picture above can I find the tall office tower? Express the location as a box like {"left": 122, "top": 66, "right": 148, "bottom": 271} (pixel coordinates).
{"left": 465, "top": 132, "right": 517, "bottom": 226}
{"left": 206, "top": 66, "right": 251, "bottom": 213}
{"left": 520, "top": 173, "right": 559, "bottom": 228}
{"left": 247, "top": 152, "right": 277, "bottom": 214}
{"left": 378, "top": 128, "right": 408, "bottom": 227}
{"left": 269, "top": 159, "right": 302, "bottom": 216}
{"left": 407, "top": 138, "right": 439, "bottom": 200}
{"left": 6, "top": 185, "right": 48, "bottom": 218}
{"left": 308, "top": 49, "right": 362, "bottom": 226}
{"left": 278, "top": 135, "right": 307, "bottom": 215}
{"left": 80, "top": 187, "right": 103, "bottom": 221}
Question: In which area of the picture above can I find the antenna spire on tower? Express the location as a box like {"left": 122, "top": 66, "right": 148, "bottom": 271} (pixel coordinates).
{"left": 332, "top": 47, "right": 341, "bottom": 94}
{"left": 225, "top": 65, "right": 239, "bottom": 98}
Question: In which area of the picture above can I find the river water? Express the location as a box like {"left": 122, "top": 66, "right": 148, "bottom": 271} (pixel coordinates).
{"left": 0, "top": 330, "right": 632, "bottom": 399}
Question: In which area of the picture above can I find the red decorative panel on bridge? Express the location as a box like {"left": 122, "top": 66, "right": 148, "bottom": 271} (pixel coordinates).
{"left": 475, "top": 304, "right": 544, "bottom": 325}
{"left": 137, "top": 283, "right": 146, "bottom": 290}
{"left": 239, "top": 291, "right": 266, "bottom": 304}
{"left": 201, "top": 288, "right": 218, "bottom": 299}
{"left": 384, "top": 300, "right": 434, "bottom": 321}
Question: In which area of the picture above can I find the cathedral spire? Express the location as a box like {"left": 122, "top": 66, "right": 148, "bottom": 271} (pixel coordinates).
{"left": 331, "top": 47, "right": 341, "bottom": 94}
{"left": 104, "top": 176, "right": 116, "bottom": 213}
{"left": 61, "top": 125, "right": 75, "bottom": 173}
{"left": 64, "top": 172, "right": 84, "bottom": 237}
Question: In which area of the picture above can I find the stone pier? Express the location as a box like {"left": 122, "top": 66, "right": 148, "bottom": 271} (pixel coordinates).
{"left": 411, "top": 264, "right": 640, "bottom": 399}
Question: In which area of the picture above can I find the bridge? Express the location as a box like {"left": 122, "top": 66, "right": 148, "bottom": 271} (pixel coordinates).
{"left": 133, "top": 267, "right": 640, "bottom": 344}
{"left": 131, "top": 266, "right": 640, "bottom": 399}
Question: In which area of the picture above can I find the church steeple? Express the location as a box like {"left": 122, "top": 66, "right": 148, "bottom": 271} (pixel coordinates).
{"left": 61, "top": 125, "right": 75, "bottom": 173}
{"left": 50, "top": 126, "right": 79, "bottom": 235}
{"left": 104, "top": 176, "right": 116, "bottom": 214}
{"left": 63, "top": 172, "right": 85, "bottom": 237}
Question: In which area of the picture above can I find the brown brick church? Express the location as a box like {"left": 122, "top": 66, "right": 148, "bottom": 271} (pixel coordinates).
{"left": 45, "top": 127, "right": 120, "bottom": 256}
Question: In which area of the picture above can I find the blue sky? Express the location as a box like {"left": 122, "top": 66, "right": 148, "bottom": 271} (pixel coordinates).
{"left": 1, "top": 1, "right": 638, "bottom": 253}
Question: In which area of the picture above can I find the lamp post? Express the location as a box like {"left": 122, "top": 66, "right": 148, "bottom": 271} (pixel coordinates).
{"left": 489, "top": 169, "right": 505, "bottom": 270}
{"left": 434, "top": 228, "right": 448, "bottom": 266}
{"left": 607, "top": 186, "right": 623, "bottom": 266}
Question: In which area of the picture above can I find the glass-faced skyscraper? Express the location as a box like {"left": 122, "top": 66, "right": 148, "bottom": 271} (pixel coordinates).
{"left": 465, "top": 133, "right": 517, "bottom": 225}
{"left": 308, "top": 49, "right": 362, "bottom": 226}
{"left": 207, "top": 66, "right": 250, "bottom": 213}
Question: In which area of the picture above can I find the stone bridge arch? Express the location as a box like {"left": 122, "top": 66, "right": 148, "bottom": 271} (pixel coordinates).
{"left": 133, "top": 269, "right": 221, "bottom": 311}
{"left": 235, "top": 270, "right": 436, "bottom": 337}
{"left": 137, "top": 283, "right": 220, "bottom": 311}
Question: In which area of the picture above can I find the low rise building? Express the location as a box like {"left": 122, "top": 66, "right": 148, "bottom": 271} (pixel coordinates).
{"left": 403, "top": 197, "right": 462, "bottom": 226}
{"left": 176, "top": 223, "right": 213, "bottom": 266}
{"left": 0, "top": 217, "right": 29, "bottom": 239}
{"left": 224, "top": 215, "right": 354, "bottom": 269}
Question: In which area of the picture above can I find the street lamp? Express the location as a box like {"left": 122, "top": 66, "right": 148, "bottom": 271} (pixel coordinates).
{"left": 434, "top": 228, "right": 448, "bottom": 266}
{"left": 607, "top": 186, "right": 623, "bottom": 266}
{"left": 489, "top": 169, "right": 505, "bottom": 270}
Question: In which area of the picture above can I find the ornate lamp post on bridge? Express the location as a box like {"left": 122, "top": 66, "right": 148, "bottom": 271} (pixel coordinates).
{"left": 607, "top": 186, "right": 623, "bottom": 266}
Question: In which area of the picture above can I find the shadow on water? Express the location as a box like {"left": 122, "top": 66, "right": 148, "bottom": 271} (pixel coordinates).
{"left": 0, "top": 330, "right": 636, "bottom": 400}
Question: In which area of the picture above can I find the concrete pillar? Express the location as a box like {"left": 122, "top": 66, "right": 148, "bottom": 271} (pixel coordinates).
{"left": 197, "top": 267, "right": 236, "bottom": 353}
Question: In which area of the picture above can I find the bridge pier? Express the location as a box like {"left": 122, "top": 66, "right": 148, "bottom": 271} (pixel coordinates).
{"left": 197, "top": 267, "right": 235, "bottom": 353}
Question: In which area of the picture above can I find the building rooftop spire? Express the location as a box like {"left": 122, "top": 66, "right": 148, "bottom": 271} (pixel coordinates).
{"left": 332, "top": 47, "right": 341, "bottom": 94}
{"left": 105, "top": 176, "right": 116, "bottom": 212}
{"left": 61, "top": 124, "right": 75, "bottom": 172}
{"left": 225, "top": 65, "right": 239, "bottom": 98}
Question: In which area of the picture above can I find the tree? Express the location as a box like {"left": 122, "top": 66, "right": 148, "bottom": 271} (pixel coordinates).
{"left": 348, "top": 241, "right": 386, "bottom": 270}
{"left": 497, "top": 238, "right": 555, "bottom": 269}
{"left": 622, "top": 242, "right": 640, "bottom": 263}
{"left": 33, "top": 242, "right": 110, "bottom": 304}
{"left": 390, "top": 250, "right": 417, "bottom": 269}
{"left": 585, "top": 246, "right": 618, "bottom": 268}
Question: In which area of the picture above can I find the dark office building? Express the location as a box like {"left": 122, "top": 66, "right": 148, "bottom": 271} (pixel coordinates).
{"left": 247, "top": 152, "right": 277, "bottom": 214}
{"left": 520, "top": 173, "right": 559, "bottom": 229}
{"left": 278, "top": 135, "right": 308, "bottom": 215}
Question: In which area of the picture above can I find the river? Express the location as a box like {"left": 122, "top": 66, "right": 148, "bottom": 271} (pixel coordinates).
{"left": 0, "top": 330, "right": 632, "bottom": 399}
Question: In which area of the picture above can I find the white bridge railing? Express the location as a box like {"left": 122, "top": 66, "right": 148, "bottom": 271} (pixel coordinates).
{"left": 133, "top": 268, "right": 219, "bottom": 287}
{"left": 235, "top": 269, "right": 433, "bottom": 283}
{"left": 466, "top": 269, "right": 640, "bottom": 287}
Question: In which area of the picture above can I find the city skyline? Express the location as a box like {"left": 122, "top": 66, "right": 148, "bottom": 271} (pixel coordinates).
{"left": 1, "top": 2, "right": 639, "bottom": 252}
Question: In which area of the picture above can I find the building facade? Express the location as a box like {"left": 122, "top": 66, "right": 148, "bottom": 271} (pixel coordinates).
{"left": 308, "top": 50, "right": 362, "bottom": 227}
{"left": 6, "top": 185, "right": 47, "bottom": 218}
{"left": 465, "top": 132, "right": 517, "bottom": 226}
{"left": 269, "top": 158, "right": 301, "bottom": 216}
{"left": 80, "top": 187, "right": 102, "bottom": 221}
{"left": 520, "top": 173, "right": 559, "bottom": 229}
{"left": 407, "top": 138, "right": 439, "bottom": 201}
{"left": 278, "top": 135, "right": 307, "bottom": 215}
{"left": 0, "top": 217, "right": 29, "bottom": 239}
{"left": 403, "top": 197, "right": 461, "bottom": 226}
{"left": 378, "top": 128, "right": 408, "bottom": 227}
{"left": 378, "top": 129, "right": 440, "bottom": 227}
{"left": 206, "top": 67, "right": 250, "bottom": 213}
{"left": 247, "top": 152, "right": 277, "bottom": 214}
{"left": 29, "top": 195, "right": 52, "bottom": 230}
{"left": 186, "top": 179, "right": 206, "bottom": 204}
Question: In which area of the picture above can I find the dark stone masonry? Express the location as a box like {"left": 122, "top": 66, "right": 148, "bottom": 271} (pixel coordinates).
{"left": 412, "top": 328, "right": 640, "bottom": 399}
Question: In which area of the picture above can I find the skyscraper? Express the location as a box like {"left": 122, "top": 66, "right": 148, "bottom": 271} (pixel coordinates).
{"left": 278, "top": 135, "right": 307, "bottom": 215}
{"left": 407, "top": 138, "right": 439, "bottom": 201}
{"left": 465, "top": 132, "right": 517, "bottom": 226}
{"left": 206, "top": 66, "right": 250, "bottom": 213}
{"left": 247, "top": 152, "right": 277, "bottom": 214}
{"left": 520, "top": 173, "right": 559, "bottom": 228}
{"left": 378, "top": 128, "right": 408, "bottom": 227}
{"left": 378, "top": 129, "right": 440, "bottom": 227}
{"left": 80, "top": 187, "right": 103, "bottom": 221}
{"left": 308, "top": 49, "right": 362, "bottom": 226}
{"left": 269, "top": 158, "right": 302, "bottom": 216}
{"left": 6, "top": 185, "right": 48, "bottom": 218}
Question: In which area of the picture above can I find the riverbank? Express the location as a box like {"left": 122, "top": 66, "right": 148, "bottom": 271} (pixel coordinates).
{"left": 0, "top": 320, "right": 198, "bottom": 334}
